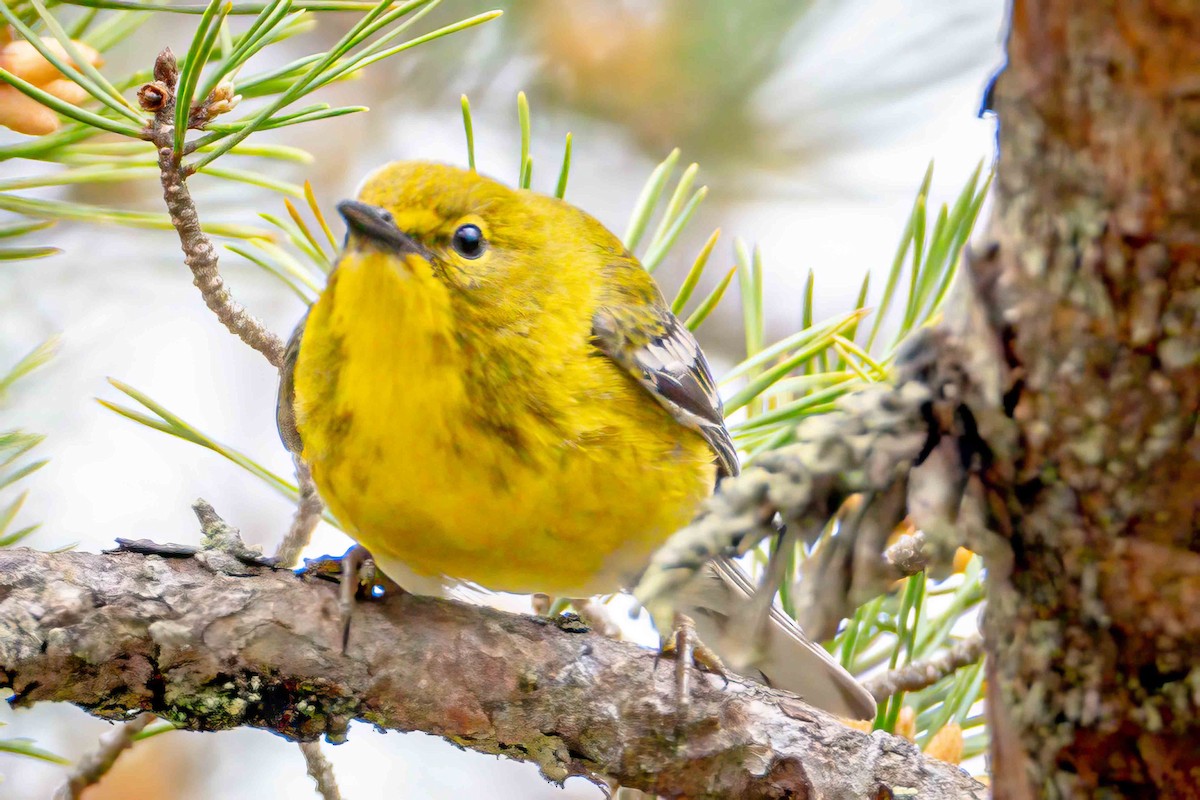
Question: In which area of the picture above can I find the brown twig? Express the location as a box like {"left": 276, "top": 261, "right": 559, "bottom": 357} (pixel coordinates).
{"left": 863, "top": 636, "right": 985, "bottom": 702}
{"left": 300, "top": 741, "right": 343, "bottom": 800}
{"left": 139, "top": 48, "right": 285, "bottom": 368}
{"left": 0, "top": 547, "right": 985, "bottom": 800}
{"left": 54, "top": 713, "right": 155, "bottom": 799}
{"left": 275, "top": 458, "right": 325, "bottom": 567}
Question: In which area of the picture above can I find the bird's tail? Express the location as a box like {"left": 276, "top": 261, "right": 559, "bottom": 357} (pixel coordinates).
{"left": 673, "top": 557, "right": 877, "bottom": 721}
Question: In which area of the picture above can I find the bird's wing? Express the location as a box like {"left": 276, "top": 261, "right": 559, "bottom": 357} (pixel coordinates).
{"left": 678, "top": 557, "right": 878, "bottom": 720}
{"left": 593, "top": 303, "right": 740, "bottom": 477}
{"left": 276, "top": 310, "right": 308, "bottom": 458}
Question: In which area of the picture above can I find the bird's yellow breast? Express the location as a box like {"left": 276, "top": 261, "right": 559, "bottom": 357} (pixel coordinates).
{"left": 292, "top": 247, "right": 715, "bottom": 597}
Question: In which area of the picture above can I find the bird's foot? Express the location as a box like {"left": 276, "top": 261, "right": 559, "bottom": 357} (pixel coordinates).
{"left": 302, "top": 545, "right": 396, "bottom": 652}
{"left": 656, "top": 612, "right": 728, "bottom": 712}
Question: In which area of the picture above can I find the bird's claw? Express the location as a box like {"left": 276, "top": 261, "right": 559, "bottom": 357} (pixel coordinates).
{"left": 656, "top": 612, "right": 727, "bottom": 713}
{"left": 301, "top": 545, "right": 385, "bottom": 653}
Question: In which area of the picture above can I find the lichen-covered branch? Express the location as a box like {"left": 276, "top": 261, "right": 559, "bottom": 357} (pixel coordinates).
{"left": 0, "top": 547, "right": 984, "bottom": 800}
{"left": 637, "top": 376, "right": 934, "bottom": 599}
{"left": 635, "top": 346, "right": 960, "bottom": 642}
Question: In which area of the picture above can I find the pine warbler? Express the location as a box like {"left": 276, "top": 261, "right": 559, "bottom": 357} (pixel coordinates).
{"left": 278, "top": 162, "right": 874, "bottom": 720}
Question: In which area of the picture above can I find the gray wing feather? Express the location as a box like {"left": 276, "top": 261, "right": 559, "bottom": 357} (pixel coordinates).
{"left": 276, "top": 311, "right": 308, "bottom": 458}
{"left": 594, "top": 309, "right": 740, "bottom": 477}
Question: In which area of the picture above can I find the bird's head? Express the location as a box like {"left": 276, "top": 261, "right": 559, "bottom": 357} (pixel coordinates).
{"left": 336, "top": 161, "right": 565, "bottom": 294}
{"left": 334, "top": 160, "right": 629, "bottom": 342}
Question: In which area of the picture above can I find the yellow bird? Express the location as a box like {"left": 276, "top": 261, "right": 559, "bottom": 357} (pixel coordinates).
{"left": 277, "top": 162, "right": 874, "bottom": 720}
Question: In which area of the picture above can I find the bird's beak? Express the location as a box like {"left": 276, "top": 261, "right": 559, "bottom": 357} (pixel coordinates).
{"left": 337, "top": 200, "right": 426, "bottom": 257}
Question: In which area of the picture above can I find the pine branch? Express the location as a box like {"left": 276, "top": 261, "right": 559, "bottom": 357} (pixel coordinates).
{"left": 0, "top": 545, "right": 985, "bottom": 799}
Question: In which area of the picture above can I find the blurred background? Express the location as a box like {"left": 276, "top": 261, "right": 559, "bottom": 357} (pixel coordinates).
{"left": 0, "top": 0, "right": 1004, "bottom": 796}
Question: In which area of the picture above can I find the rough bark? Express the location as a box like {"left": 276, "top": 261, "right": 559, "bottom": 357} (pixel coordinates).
{"left": 976, "top": 0, "right": 1200, "bottom": 796}
{"left": 0, "top": 548, "right": 983, "bottom": 800}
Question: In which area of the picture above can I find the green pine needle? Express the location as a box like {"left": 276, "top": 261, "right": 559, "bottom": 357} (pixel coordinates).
{"left": 671, "top": 228, "right": 720, "bottom": 315}
{"left": 0, "top": 194, "right": 272, "bottom": 239}
{"left": 683, "top": 264, "right": 736, "bottom": 330}
{"left": 623, "top": 148, "right": 680, "bottom": 252}
{"left": 554, "top": 132, "right": 572, "bottom": 199}
{"left": 99, "top": 379, "right": 341, "bottom": 526}
{"left": 0, "top": 220, "right": 56, "bottom": 239}
{"left": 517, "top": 90, "right": 531, "bottom": 188}
{"left": 191, "top": 3, "right": 500, "bottom": 171}
{"left": 0, "top": 492, "right": 28, "bottom": 537}
{"left": 520, "top": 156, "right": 532, "bottom": 191}
{"left": 174, "top": 0, "right": 232, "bottom": 155}
{"left": 0, "top": 338, "right": 59, "bottom": 397}
{"left": 0, "top": 246, "right": 61, "bottom": 261}
{"left": 647, "top": 162, "right": 698, "bottom": 248}
{"left": 865, "top": 161, "right": 934, "bottom": 353}
{"left": 734, "top": 238, "right": 765, "bottom": 360}
{"left": 461, "top": 94, "right": 476, "bottom": 171}
{"left": 642, "top": 185, "right": 706, "bottom": 273}
{"left": 54, "top": 0, "right": 395, "bottom": 12}
{"left": 0, "top": 738, "right": 70, "bottom": 766}
{"left": 18, "top": 0, "right": 143, "bottom": 121}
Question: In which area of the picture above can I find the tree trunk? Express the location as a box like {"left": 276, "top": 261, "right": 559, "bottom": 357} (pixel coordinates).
{"left": 981, "top": 0, "right": 1200, "bottom": 795}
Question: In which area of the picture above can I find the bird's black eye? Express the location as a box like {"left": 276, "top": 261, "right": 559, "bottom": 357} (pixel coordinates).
{"left": 451, "top": 224, "right": 485, "bottom": 259}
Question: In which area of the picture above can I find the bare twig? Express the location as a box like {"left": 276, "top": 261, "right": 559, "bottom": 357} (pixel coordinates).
{"left": 299, "top": 741, "right": 343, "bottom": 800}
{"left": 275, "top": 458, "right": 325, "bottom": 567}
{"left": 55, "top": 713, "right": 155, "bottom": 800}
{"left": 0, "top": 547, "right": 986, "bottom": 799}
{"left": 863, "top": 636, "right": 985, "bottom": 702}
{"left": 140, "top": 48, "right": 285, "bottom": 368}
